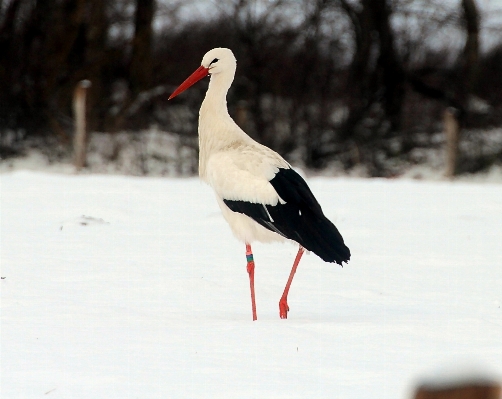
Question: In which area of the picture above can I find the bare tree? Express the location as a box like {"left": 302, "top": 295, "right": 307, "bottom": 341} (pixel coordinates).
{"left": 83, "top": 0, "right": 108, "bottom": 132}
{"left": 448, "top": 0, "right": 480, "bottom": 175}
{"left": 129, "top": 0, "right": 155, "bottom": 97}
{"left": 461, "top": 0, "right": 480, "bottom": 97}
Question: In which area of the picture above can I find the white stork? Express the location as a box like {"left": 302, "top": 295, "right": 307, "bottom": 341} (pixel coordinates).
{"left": 169, "top": 48, "right": 350, "bottom": 320}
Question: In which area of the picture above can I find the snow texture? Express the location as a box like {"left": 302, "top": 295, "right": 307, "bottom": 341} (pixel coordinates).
{"left": 1, "top": 171, "right": 501, "bottom": 398}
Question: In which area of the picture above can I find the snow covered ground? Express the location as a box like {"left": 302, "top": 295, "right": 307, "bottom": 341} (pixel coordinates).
{"left": 1, "top": 171, "right": 501, "bottom": 398}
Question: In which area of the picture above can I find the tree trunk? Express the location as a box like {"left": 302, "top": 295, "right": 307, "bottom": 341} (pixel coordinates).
{"left": 130, "top": 0, "right": 155, "bottom": 97}
{"left": 84, "top": 0, "right": 108, "bottom": 131}
{"left": 445, "top": 0, "right": 479, "bottom": 176}
{"left": 461, "top": 0, "right": 480, "bottom": 98}
{"left": 338, "top": 0, "right": 374, "bottom": 142}
{"left": 339, "top": 0, "right": 405, "bottom": 141}
{"left": 19, "top": 0, "right": 86, "bottom": 140}
{"left": 368, "top": 0, "right": 405, "bottom": 132}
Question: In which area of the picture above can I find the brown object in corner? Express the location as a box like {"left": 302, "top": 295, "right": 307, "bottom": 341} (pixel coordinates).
{"left": 415, "top": 382, "right": 501, "bottom": 399}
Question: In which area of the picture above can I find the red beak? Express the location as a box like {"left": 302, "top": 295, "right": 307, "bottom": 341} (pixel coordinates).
{"left": 169, "top": 65, "right": 210, "bottom": 100}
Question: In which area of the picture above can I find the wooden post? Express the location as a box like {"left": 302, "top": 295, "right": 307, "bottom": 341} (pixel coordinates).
{"left": 444, "top": 107, "right": 460, "bottom": 178}
{"left": 414, "top": 382, "right": 501, "bottom": 399}
{"left": 73, "top": 80, "right": 91, "bottom": 171}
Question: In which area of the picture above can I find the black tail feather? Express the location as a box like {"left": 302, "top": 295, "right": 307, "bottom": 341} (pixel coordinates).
{"left": 297, "top": 210, "right": 351, "bottom": 264}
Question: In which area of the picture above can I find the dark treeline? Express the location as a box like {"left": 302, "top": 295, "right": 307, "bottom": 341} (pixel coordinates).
{"left": 1, "top": 0, "right": 502, "bottom": 175}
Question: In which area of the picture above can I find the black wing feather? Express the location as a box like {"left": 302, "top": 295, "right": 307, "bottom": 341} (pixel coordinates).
{"left": 223, "top": 168, "right": 351, "bottom": 265}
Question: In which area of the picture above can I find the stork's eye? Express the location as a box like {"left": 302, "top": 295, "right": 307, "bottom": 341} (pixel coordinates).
{"left": 210, "top": 58, "right": 219, "bottom": 65}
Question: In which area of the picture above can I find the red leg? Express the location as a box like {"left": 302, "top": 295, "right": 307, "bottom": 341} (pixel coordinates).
{"left": 279, "top": 246, "right": 305, "bottom": 319}
{"left": 246, "top": 244, "right": 257, "bottom": 321}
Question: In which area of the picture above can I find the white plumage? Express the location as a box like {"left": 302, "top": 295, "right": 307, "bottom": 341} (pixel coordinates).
{"left": 169, "top": 48, "right": 350, "bottom": 320}
{"left": 197, "top": 49, "right": 289, "bottom": 244}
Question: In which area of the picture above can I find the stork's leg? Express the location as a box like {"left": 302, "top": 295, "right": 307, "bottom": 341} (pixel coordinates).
{"left": 279, "top": 246, "right": 305, "bottom": 319}
{"left": 246, "top": 243, "right": 257, "bottom": 321}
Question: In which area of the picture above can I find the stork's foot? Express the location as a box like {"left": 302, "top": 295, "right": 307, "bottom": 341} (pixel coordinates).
{"left": 279, "top": 297, "right": 289, "bottom": 319}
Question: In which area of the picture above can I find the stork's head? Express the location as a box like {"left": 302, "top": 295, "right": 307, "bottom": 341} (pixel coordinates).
{"left": 169, "top": 48, "right": 236, "bottom": 100}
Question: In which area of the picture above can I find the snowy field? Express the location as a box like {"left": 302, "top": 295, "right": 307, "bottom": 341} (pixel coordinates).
{"left": 1, "top": 170, "right": 502, "bottom": 398}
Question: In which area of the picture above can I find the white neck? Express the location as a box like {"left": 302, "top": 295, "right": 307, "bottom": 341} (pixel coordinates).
{"left": 198, "top": 69, "right": 243, "bottom": 179}
{"left": 200, "top": 68, "right": 235, "bottom": 114}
